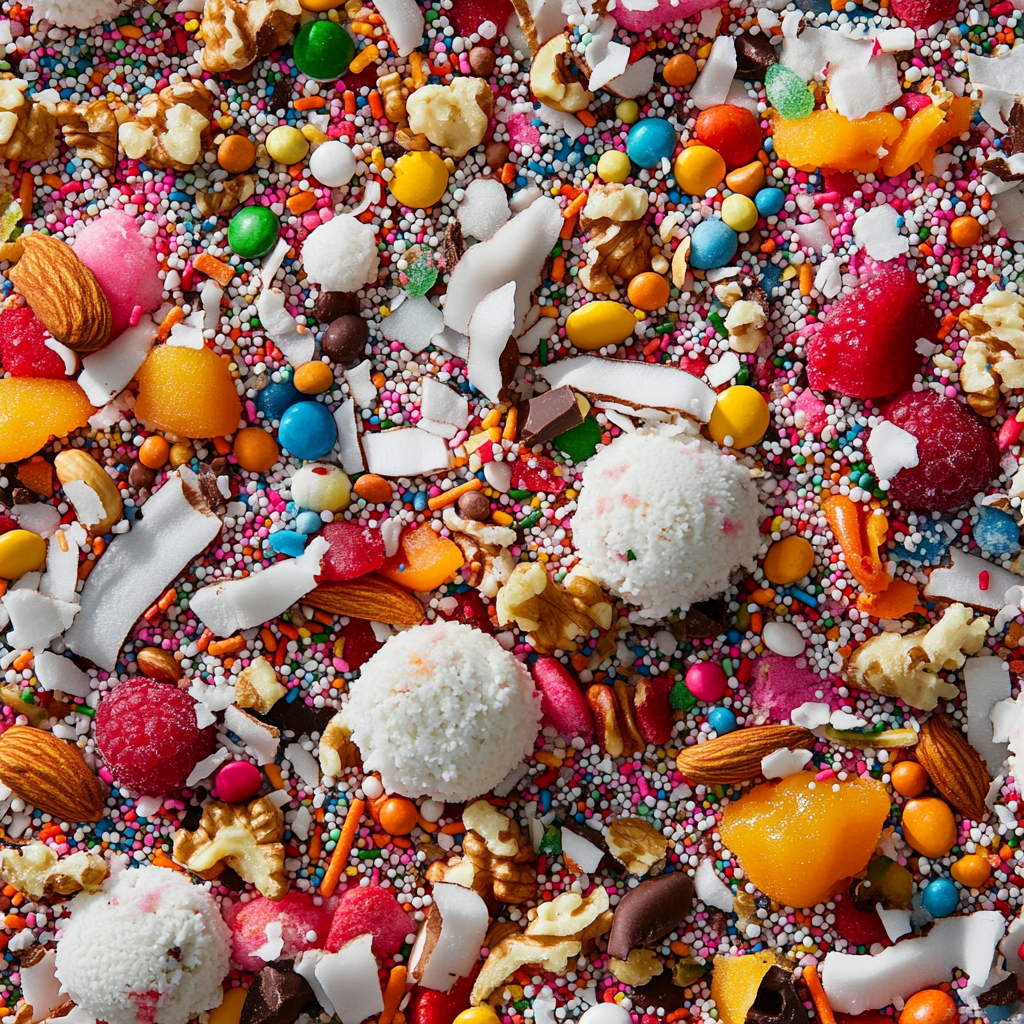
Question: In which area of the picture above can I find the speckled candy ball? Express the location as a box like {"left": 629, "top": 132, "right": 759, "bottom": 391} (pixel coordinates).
{"left": 689, "top": 218, "right": 738, "bottom": 269}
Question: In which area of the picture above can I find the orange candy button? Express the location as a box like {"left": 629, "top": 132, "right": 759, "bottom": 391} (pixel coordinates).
{"left": 901, "top": 796, "right": 956, "bottom": 858}
{"left": 627, "top": 271, "right": 671, "bottom": 311}
{"left": 379, "top": 796, "right": 418, "bottom": 835}
{"left": 233, "top": 427, "right": 280, "bottom": 473}
{"left": 218, "top": 135, "right": 257, "bottom": 174}
{"left": 663, "top": 54, "right": 697, "bottom": 87}
{"left": 890, "top": 760, "right": 928, "bottom": 798}
{"left": 950, "top": 215, "right": 982, "bottom": 247}
{"left": 899, "top": 990, "right": 957, "bottom": 1024}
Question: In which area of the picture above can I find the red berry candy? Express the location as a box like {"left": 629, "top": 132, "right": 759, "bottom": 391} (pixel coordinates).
{"left": 694, "top": 105, "right": 762, "bottom": 169}
{"left": 888, "top": 0, "right": 958, "bottom": 27}
{"left": 325, "top": 885, "right": 413, "bottom": 957}
{"left": 0, "top": 306, "right": 71, "bottom": 379}
{"left": 435, "top": 590, "right": 493, "bottom": 634}
{"left": 410, "top": 971, "right": 477, "bottom": 1024}
{"left": 511, "top": 453, "right": 566, "bottom": 494}
{"left": 531, "top": 657, "right": 593, "bottom": 744}
{"left": 340, "top": 617, "right": 381, "bottom": 671}
{"left": 95, "top": 677, "right": 216, "bottom": 796}
{"left": 832, "top": 896, "right": 891, "bottom": 948}
{"left": 447, "top": 0, "right": 513, "bottom": 35}
{"left": 226, "top": 892, "right": 333, "bottom": 972}
{"left": 319, "top": 520, "right": 386, "bottom": 581}
{"left": 806, "top": 269, "right": 933, "bottom": 399}
{"left": 881, "top": 389, "right": 998, "bottom": 513}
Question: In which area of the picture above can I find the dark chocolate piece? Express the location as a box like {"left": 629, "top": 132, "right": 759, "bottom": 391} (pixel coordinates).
{"left": 456, "top": 490, "right": 490, "bottom": 521}
{"left": 734, "top": 31, "right": 778, "bottom": 80}
{"left": 241, "top": 963, "right": 314, "bottom": 1024}
{"left": 633, "top": 970, "right": 691, "bottom": 1013}
{"left": 607, "top": 871, "right": 695, "bottom": 960}
{"left": 264, "top": 699, "right": 335, "bottom": 738}
{"left": 980, "top": 975, "right": 1021, "bottom": 1008}
{"left": 747, "top": 967, "right": 809, "bottom": 1024}
{"left": 312, "top": 291, "right": 359, "bottom": 322}
{"left": 520, "top": 386, "right": 584, "bottom": 446}
{"left": 322, "top": 315, "right": 369, "bottom": 367}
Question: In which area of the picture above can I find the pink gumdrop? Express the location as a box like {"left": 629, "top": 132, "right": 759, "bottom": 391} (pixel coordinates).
{"left": 215, "top": 760, "right": 262, "bottom": 803}
{"left": 72, "top": 210, "right": 164, "bottom": 340}
{"left": 685, "top": 662, "right": 727, "bottom": 702}
{"left": 531, "top": 657, "right": 593, "bottom": 744}
{"left": 326, "top": 885, "right": 413, "bottom": 957}
{"left": 225, "top": 892, "right": 334, "bottom": 971}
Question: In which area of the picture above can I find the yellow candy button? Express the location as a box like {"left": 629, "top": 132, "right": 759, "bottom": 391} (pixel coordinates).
{"left": 708, "top": 385, "right": 770, "bottom": 449}
{"left": 0, "top": 529, "right": 47, "bottom": 580}
{"left": 453, "top": 1009, "right": 502, "bottom": 1024}
{"left": 763, "top": 535, "right": 815, "bottom": 585}
{"left": 265, "top": 125, "right": 309, "bottom": 165}
{"left": 597, "top": 150, "right": 631, "bottom": 183}
{"left": 674, "top": 145, "right": 726, "bottom": 195}
{"left": 565, "top": 300, "right": 636, "bottom": 350}
{"left": 389, "top": 151, "right": 449, "bottom": 209}
{"left": 721, "top": 193, "right": 759, "bottom": 232}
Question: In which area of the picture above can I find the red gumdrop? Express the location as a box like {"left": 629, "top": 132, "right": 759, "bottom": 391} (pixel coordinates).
{"left": 319, "top": 520, "right": 386, "bottom": 581}
{"left": 694, "top": 105, "right": 762, "bottom": 169}
{"left": 410, "top": 971, "right": 478, "bottom": 1024}
{"left": 340, "top": 617, "right": 381, "bottom": 671}
{"left": 832, "top": 896, "right": 892, "bottom": 948}
{"left": 880, "top": 389, "right": 998, "bottom": 513}
{"left": 225, "top": 892, "right": 334, "bottom": 972}
{"left": 888, "top": 0, "right": 958, "bottom": 27}
{"left": 805, "top": 269, "right": 933, "bottom": 399}
{"left": 531, "top": 657, "right": 593, "bottom": 744}
{"left": 0, "top": 307, "right": 72, "bottom": 379}
{"left": 326, "top": 885, "right": 413, "bottom": 958}
{"left": 511, "top": 453, "right": 566, "bottom": 494}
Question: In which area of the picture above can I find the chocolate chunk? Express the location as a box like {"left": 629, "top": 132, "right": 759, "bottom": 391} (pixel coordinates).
{"left": 321, "top": 315, "right": 369, "bottom": 367}
{"left": 682, "top": 599, "right": 727, "bottom": 638}
{"left": 485, "top": 141, "right": 510, "bottom": 169}
{"left": 980, "top": 975, "right": 1020, "bottom": 1008}
{"left": 312, "top": 291, "right": 359, "bottom": 322}
{"left": 128, "top": 460, "right": 155, "bottom": 490}
{"left": 469, "top": 46, "right": 496, "bottom": 75}
{"left": 241, "top": 963, "right": 314, "bottom": 1024}
{"left": 607, "top": 872, "right": 695, "bottom": 960}
{"left": 1006, "top": 102, "right": 1024, "bottom": 158}
{"left": 497, "top": 336, "right": 519, "bottom": 402}
{"left": 520, "top": 386, "right": 585, "bottom": 446}
{"left": 747, "top": 967, "right": 809, "bottom": 1024}
{"left": 456, "top": 490, "right": 490, "bottom": 521}
{"left": 442, "top": 218, "right": 466, "bottom": 271}
{"left": 265, "top": 698, "right": 335, "bottom": 738}
{"left": 269, "top": 78, "right": 292, "bottom": 114}
{"left": 735, "top": 31, "right": 778, "bottom": 80}
{"left": 633, "top": 971, "right": 691, "bottom": 1013}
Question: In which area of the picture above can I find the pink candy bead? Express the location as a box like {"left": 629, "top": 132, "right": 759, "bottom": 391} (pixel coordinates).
{"left": 685, "top": 661, "right": 727, "bottom": 702}
{"left": 214, "top": 760, "right": 262, "bottom": 803}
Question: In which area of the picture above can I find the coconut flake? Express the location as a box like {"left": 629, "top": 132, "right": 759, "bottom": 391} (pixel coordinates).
{"left": 382, "top": 295, "right": 444, "bottom": 353}
{"left": 224, "top": 705, "right": 281, "bottom": 765}
{"left": 64, "top": 468, "right": 222, "bottom": 670}
{"left": 62, "top": 479, "right": 107, "bottom": 529}
{"left": 40, "top": 522, "right": 85, "bottom": 603}
{"left": 257, "top": 288, "right": 316, "bottom": 367}
{"left": 20, "top": 949, "right": 64, "bottom": 1024}
{"left": 294, "top": 951, "right": 334, "bottom": 1016}
{"left": 695, "top": 859, "right": 734, "bottom": 912}
{"left": 876, "top": 907, "right": 912, "bottom": 942}
{"left": 421, "top": 377, "right": 469, "bottom": 429}
{"left": 13, "top": 502, "right": 62, "bottom": 539}
{"left": 821, "top": 910, "right": 1007, "bottom": 1013}
{"left": 411, "top": 882, "right": 489, "bottom": 992}
{"left": 253, "top": 921, "right": 285, "bottom": 964}
{"left": 284, "top": 741, "right": 321, "bottom": 790}
{"left": 964, "top": 656, "right": 1012, "bottom": 775}
{"left": 4, "top": 590, "right": 79, "bottom": 653}
{"left": 362, "top": 428, "right": 450, "bottom": 477}
{"left": 458, "top": 179, "right": 511, "bottom": 241}
{"left": 791, "top": 701, "right": 832, "bottom": 729}
{"left": 200, "top": 279, "right": 223, "bottom": 330}
{"left": 705, "top": 352, "right": 740, "bottom": 388}
{"left": 924, "top": 547, "right": 1024, "bottom": 613}
{"left": 43, "top": 336, "right": 77, "bottom": 376}
{"left": 761, "top": 747, "right": 813, "bottom": 779}
{"left": 34, "top": 650, "right": 91, "bottom": 698}
{"left": 257, "top": 238, "right": 290, "bottom": 291}
{"left": 78, "top": 316, "right": 156, "bottom": 408}
{"left": 334, "top": 399, "right": 365, "bottom": 474}
{"left": 312, "top": 935, "right": 385, "bottom": 1024}
{"left": 828, "top": 56, "right": 901, "bottom": 120}
{"left": 468, "top": 282, "right": 518, "bottom": 403}
{"left": 690, "top": 35, "right": 737, "bottom": 109}
{"left": 185, "top": 747, "right": 231, "bottom": 787}
{"left": 969, "top": 43, "right": 1024, "bottom": 131}
{"left": 443, "top": 198, "right": 562, "bottom": 336}
{"left": 560, "top": 827, "right": 604, "bottom": 874}
{"left": 372, "top": 0, "right": 424, "bottom": 56}
{"left": 167, "top": 315, "right": 205, "bottom": 349}
{"left": 189, "top": 536, "right": 329, "bottom": 636}
{"left": 853, "top": 204, "right": 909, "bottom": 262}
{"left": 346, "top": 359, "right": 378, "bottom": 408}
{"left": 432, "top": 325, "right": 470, "bottom": 361}
{"left": 867, "top": 420, "right": 919, "bottom": 482}
{"left": 538, "top": 356, "right": 717, "bottom": 421}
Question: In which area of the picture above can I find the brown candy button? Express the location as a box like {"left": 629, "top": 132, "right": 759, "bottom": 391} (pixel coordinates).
{"left": 217, "top": 134, "right": 257, "bottom": 174}
{"left": 469, "top": 46, "right": 496, "bottom": 76}
{"left": 321, "top": 314, "right": 369, "bottom": 367}
{"left": 735, "top": 31, "right": 778, "bottom": 81}
{"left": 456, "top": 490, "right": 490, "bottom": 521}
{"left": 485, "top": 140, "right": 510, "bottom": 169}
{"left": 606, "top": 871, "right": 695, "bottom": 960}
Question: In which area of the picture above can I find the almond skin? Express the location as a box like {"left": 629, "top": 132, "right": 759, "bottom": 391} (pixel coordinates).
{"left": 675, "top": 724, "right": 816, "bottom": 786}
{"left": 9, "top": 233, "right": 112, "bottom": 352}
{"left": 914, "top": 713, "right": 990, "bottom": 821}
{"left": 0, "top": 725, "right": 105, "bottom": 822}
{"left": 303, "top": 575, "right": 424, "bottom": 626}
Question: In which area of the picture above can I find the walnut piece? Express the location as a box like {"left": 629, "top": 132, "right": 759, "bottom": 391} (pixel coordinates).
{"left": 0, "top": 78, "right": 57, "bottom": 163}
{"left": 462, "top": 800, "right": 536, "bottom": 903}
{"left": 118, "top": 81, "right": 214, "bottom": 171}
{"left": 200, "top": 0, "right": 302, "bottom": 74}
{"left": 318, "top": 712, "right": 361, "bottom": 777}
{"left": 530, "top": 34, "right": 592, "bottom": 113}
{"left": 845, "top": 602, "right": 989, "bottom": 712}
{"left": 605, "top": 816, "right": 669, "bottom": 876}
{"left": 55, "top": 99, "right": 118, "bottom": 169}
{"left": 443, "top": 508, "right": 516, "bottom": 599}
{"left": 959, "top": 289, "right": 1024, "bottom": 417}
{"left": 407, "top": 78, "right": 492, "bottom": 158}
{"left": 235, "top": 655, "right": 286, "bottom": 715}
{"left": 173, "top": 795, "right": 288, "bottom": 899}
{"left": 0, "top": 841, "right": 106, "bottom": 902}
{"left": 195, "top": 173, "right": 257, "bottom": 218}
{"left": 609, "top": 948, "right": 664, "bottom": 986}
{"left": 578, "top": 183, "right": 652, "bottom": 295}
{"left": 725, "top": 299, "right": 768, "bottom": 354}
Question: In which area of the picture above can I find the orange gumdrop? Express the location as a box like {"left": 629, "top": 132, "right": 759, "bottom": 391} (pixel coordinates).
{"left": 880, "top": 105, "right": 946, "bottom": 177}
{"left": 378, "top": 525, "right": 465, "bottom": 592}
{"left": 135, "top": 345, "right": 243, "bottom": 439}
{"left": 771, "top": 110, "right": 902, "bottom": 173}
{"left": 918, "top": 97, "right": 972, "bottom": 175}
{"left": 0, "top": 378, "right": 93, "bottom": 463}
{"left": 719, "top": 772, "right": 890, "bottom": 908}
{"left": 379, "top": 796, "right": 419, "bottom": 835}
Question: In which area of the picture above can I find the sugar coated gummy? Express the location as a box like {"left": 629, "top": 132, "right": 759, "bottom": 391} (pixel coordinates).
{"left": 325, "top": 884, "right": 413, "bottom": 956}
{"left": 226, "top": 892, "right": 333, "bottom": 971}
{"left": 0, "top": 377, "right": 93, "bottom": 462}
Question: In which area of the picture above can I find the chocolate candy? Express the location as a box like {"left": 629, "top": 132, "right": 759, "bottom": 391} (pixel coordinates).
{"left": 734, "top": 31, "right": 778, "bottom": 80}
{"left": 606, "top": 871, "right": 694, "bottom": 959}
{"left": 311, "top": 291, "right": 358, "bottom": 322}
{"left": 469, "top": 46, "right": 496, "bottom": 76}
{"left": 747, "top": 967, "right": 808, "bottom": 1024}
{"left": 456, "top": 490, "right": 490, "bottom": 521}
{"left": 520, "top": 386, "right": 585, "bottom": 446}
{"left": 322, "top": 315, "right": 369, "bottom": 367}
{"left": 241, "top": 963, "right": 314, "bottom": 1024}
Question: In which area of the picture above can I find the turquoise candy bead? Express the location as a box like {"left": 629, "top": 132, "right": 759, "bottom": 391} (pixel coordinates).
{"left": 625, "top": 117, "right": 677, "bottom": 168}
{"left": 293, "top": 19, "right": 355, "bottom": 81}
{"left": 765, "top": 63, "right": 815, "bottom": 120}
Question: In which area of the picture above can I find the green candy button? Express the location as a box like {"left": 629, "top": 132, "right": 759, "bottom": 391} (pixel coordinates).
{"left": 293, "top": 19, "right": 355, "bottom": 82}
{"left": 228, "top": 205, "right": 280, "bottom": 259}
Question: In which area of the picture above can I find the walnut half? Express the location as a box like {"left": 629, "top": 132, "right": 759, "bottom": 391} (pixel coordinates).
{"left": 199, "top": 0, "right": 302, "bottom": 74}
{"left": 119, "top": 81, "right": 214, "bottom": 171}
{"left": 56, "top": 99, "right": 118, "bottom": 169}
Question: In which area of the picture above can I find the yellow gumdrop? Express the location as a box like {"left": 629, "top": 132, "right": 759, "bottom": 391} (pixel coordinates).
{"left": 389, "top": 152, "right": 449, "bottom": 209}
{"left": 565, "top": 301, "right": 636, "bottom": 350}
{"left": 763, "top": 535, "right": 815, "bottom": 585}
{"left": 0, "top": 378, "right": 93, "bottom": 463}
{"left": 771, "top": 110, "right": 903, "bottom": 173}
{"left": 135, "top": 345, "right": 243, "bottom": 439}
{"left": 0, "top": 530, "right": 47, "bottom": 579}
{"left": 708, "top": 385, "right": 770, "bottom": 449}
{"left": 674, "top": 145, "right": 726, "bottom": 195}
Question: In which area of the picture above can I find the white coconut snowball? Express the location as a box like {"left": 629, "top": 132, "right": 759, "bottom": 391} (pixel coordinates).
{"left": 301, "top": 214, "right": 380, "bottom": 293}
{"left": 32, "top": 0, "right": 124, "bottom": 28}
{"left": 345, "top": 621, "right": 542, "bottom": 801}
{"left": 573, "top": 430, "right": 763, "bottom": 621}
{"left": 55, "top": 866, "right": 231, "bottom": 1024}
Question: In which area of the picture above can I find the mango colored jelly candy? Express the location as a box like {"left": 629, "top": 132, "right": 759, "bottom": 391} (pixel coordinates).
{"left": 880, "top": 98, "right": 971, "bottom": 177}
{"left": 719, "top": 771, "right": 890, "bottom": 907}
{"left": 770, "top": 109, "right": 902, "bottom": 173}
{"left": 0, "top": 378, "right": 93, "bottom": 463}
{"left": 378, "top": 524, "right": 464, "bottom": 592}
{"left": 712, "top": 950, "right": 786, "bottom": 1024}
{"left": 135, "top": 344, "right": 243, "bottom": 439}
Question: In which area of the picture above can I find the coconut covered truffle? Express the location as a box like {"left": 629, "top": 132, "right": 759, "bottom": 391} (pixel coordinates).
{"left": 32, "top": 0, "right": 124, "bottom": 27}
{"left": 54, "top": 866, "right": 231, "bottom": 1024}
{"left": 301, "top": 214, "right": 380, "bottom": 293}
{"left": 345, "top": 621, "right": 542, "bottom": 801}
{"left": 573, "top": 430, "right": 763, "bottom": 620}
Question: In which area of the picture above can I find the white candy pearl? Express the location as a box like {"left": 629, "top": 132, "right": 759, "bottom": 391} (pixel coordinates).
{"left": 310, "top": 140, "right": 357, "bottom": 187}
{"left": 762, "top": 621, "right": 806, "bottom": 658}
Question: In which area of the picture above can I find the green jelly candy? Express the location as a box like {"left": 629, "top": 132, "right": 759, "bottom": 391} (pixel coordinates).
{"left": 404, "top": 258, "right": 438, "bottom": 297}
{"left": 765, "top": 63, "right": 815, "bottom": 120}
{"left": 553, "top": 415, "right": 602, "bottom": 462}
{"left": 539, "top": 824, "right": 562, "bottom": 855}
{"left": 669, "top": 679, "right": 696, "bottom": 712}
{"left": 228, "top": 205, "right": 280, "bottom": 259}
{"left": 293, "top": 19, "right": 354, "bottom": 82}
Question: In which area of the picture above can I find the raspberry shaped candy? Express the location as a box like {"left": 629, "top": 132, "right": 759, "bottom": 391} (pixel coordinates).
{"left": 225, "top": 893, "right": 333, "bottom": 972}
{"left": 888, "top": 0, "right": 958, "bottom": 27}
{"left": 319, "top": 520, "right": 385, "bottom": 581}
{"left": 325, "top": 884, "right": 413, "bottom": 957}
{"left": 95, "top": 677, "right": 216, "bottom": 796}
{"left": 881, "top": 389, "right": 998, "bottom": 513}
{"left": 806, "top": 269, "right": 933, "bottom": 399}
{"left": 0, "top": 306, "right": 72, "bottom": 379}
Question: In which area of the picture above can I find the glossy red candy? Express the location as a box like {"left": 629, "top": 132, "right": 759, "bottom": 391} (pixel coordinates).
{"left": 0, "top": 306, "right": 72, "bottom": 379}
{"left": 888, "top": 0, "right": 958, "bottom": 27}
{"left": 340, "top": 617, "right": 381, "bottom": 670}
{"left": 694, "top": 105, "right": 762, "bottom": 169}
{"left": 511, "top": 452, "right": 566, "bottom": 493}
{"left": 319, "top": 520, "right": 386, "bottom": 580}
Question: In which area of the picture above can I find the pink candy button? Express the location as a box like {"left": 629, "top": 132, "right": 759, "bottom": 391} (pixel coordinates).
{"left": 685, "top": 662, "right": 728, "bottom": 702}
{"left": 214, "top": 760, "right": 262, "bottom": 803}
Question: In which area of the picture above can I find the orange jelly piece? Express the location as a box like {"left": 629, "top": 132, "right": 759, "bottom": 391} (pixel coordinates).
{"left": 712, "top": 951, "right": 785, "bottom": 1024}
{"left": 719, "top": 772, "right": 890, "bottom": 908}
{"left": 378, "top": 525, "right": 464, "bottom": 592}
{"left": 0, "top": 378, "right": 93, "bottom": 463}
{"left": 771, "top": 110, "right": 902, "bottom": 173}
{"left": 135, "top": 344, "right": 243, "bottom": 439}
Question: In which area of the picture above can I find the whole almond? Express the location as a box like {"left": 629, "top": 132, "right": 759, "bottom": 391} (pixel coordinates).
{"left": 914, "top": 713, "right": 990, "bottom": 821}
{"left": 9, "top": 234, "right": 112, "bottom": 352}
{"left": 54, "top": 449, "right": 123, "bottom": 534}
{"left": 0, "top": 726, "right": 105, "bottom": 822}
{"left": 675, "top": 724, "right": 816, "bottom": 786}
{"left": 303, "top": 575, "right": 424, "bottom": 626}
{"left": 136, "top": 646, "right": 183, "bottom": 685}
